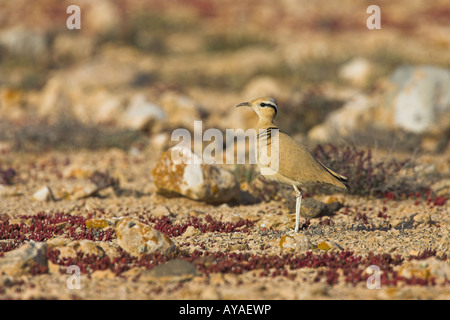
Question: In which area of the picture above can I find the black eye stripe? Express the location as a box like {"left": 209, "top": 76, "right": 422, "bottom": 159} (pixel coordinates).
{"left": 260, "top": 102, "right": 278, "bottom": 113}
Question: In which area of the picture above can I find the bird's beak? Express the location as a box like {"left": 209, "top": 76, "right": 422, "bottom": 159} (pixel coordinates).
{"left": 236, "top": 101, "right": 250, "bottom": 108}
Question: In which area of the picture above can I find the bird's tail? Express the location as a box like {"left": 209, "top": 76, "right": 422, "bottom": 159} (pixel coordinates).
{"left": 333, "top": 172, "right": 349, "bottom": 189}
{"left": 317, "top": 159, "right": 349, "bottom": 190}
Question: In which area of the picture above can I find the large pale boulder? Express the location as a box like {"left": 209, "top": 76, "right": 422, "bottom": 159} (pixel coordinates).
{"left": 152, "top": 146, "right": 240, "bottom": 204}
{"left": 386, "top": 65, "right": 450, "bottom": 134}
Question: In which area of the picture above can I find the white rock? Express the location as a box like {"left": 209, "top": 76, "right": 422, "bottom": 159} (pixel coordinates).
{"left": 71, "top": 183, "right": 99, "bottom": 200}
{"left": 389, "top": 66, "right": 450, "bottom": 133}
{"left": 115, "top": 217, "right": 176, "bottom": 257}
{"left": 32, "top": 186, "right": 53, "bottom": 202}
{"left": 308, "top": 94, "right": 374, "bottom": 142}
{"left": 150, "top": 132, "right": 170, "bottom": 150}
{"left": 122, "top": 94, "right": 165, "bottom": 130}
{"left": 339, "top": 57, "right": 374, "bottom": 86}
{"left": 279, "top": 234, "right": 312, "bottom": 253}
{"left": 183, "top": 162, "right": 205, "bottom": 190}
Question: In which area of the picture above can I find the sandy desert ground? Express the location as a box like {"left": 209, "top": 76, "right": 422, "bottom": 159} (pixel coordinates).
{"left": 0, "top": 0, "right": 449, "bottom": 300}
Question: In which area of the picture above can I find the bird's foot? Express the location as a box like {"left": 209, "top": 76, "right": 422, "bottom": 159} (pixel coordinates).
{"left": 286, "top": 227, "right": 299, "bottom": 235}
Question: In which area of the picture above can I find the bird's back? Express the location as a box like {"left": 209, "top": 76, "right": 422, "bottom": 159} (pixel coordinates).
{"left": 257, "top": 129, "right": 348, "bottom": 190}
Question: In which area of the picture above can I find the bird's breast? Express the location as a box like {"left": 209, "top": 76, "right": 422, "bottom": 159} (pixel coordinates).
{"left": 255, "top": 127, "right": 280, "bottom": 177}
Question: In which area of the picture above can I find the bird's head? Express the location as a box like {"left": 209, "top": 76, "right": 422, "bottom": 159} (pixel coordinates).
{"left": 235, "top": 96, "right": 278, "bottom": 122}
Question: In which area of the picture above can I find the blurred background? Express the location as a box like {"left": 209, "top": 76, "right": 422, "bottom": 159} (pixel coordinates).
{"left": 0, "top": 0, "right": 449, "bottom": 155}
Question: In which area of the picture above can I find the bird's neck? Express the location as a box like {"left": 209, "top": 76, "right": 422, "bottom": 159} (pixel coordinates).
{"left": 257, "top": 118, "right": 277, "bottom": 130}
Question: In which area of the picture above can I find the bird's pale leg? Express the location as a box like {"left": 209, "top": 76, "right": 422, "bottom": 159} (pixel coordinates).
{"left": 293, "top": 185, "right": 302, "bottom": 233}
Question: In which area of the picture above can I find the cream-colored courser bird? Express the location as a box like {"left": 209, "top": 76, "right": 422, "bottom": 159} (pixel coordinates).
{"left": 236, "top": 96, "right": 348, "bottom": 233}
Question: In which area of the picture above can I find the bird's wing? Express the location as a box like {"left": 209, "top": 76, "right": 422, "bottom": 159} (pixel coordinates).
{"left": 274, "top": 132, "right": 348, "bottom": 189}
